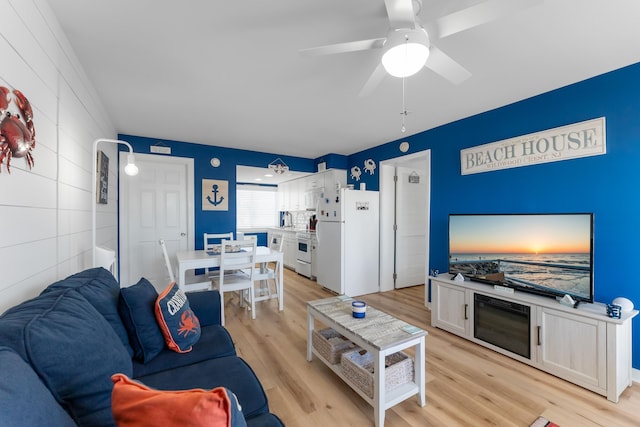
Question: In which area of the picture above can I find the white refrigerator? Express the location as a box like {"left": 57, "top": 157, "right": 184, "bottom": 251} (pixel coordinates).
{"left": 316, "top": 188, "right": 379, "bottom": 296}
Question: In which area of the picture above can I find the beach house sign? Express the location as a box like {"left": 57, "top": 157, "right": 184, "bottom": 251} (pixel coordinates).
{"left": 460, "top": 117, "right": 606, "bottom": 175}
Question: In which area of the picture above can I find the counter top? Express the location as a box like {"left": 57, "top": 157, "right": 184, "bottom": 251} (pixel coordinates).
{"left": 270, "top": 227, "right": 314, "bottom": 234}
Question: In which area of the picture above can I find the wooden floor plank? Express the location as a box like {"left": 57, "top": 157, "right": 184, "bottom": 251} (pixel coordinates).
{"left": 222, "top": 269, "right": 640, "bottom": 426}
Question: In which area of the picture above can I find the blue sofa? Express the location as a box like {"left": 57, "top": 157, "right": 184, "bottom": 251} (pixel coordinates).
{"left": 0, "top": 267, "right": 284, "bottom": 427}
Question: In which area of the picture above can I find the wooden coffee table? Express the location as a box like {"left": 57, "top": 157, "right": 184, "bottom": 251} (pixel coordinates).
{"left": 307, "top": 296, "right": 427, "bottom": 427}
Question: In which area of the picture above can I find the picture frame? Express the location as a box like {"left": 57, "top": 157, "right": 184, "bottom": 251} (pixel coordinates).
{"left": 96, "top": 150, "right": 109, "bottom": 204}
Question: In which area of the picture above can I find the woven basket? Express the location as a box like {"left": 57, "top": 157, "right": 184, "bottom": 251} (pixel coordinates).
{"left": 312, "top": 328, "right": 356, "bottom": 364}
{"left": 341, "top": 349, "right": 414, "bottom": 398}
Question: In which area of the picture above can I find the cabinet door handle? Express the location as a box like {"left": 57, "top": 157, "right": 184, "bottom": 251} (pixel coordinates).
{"left": 464, "top": 303, "right": 468, "bottom": 320}
{"left": 537, "top": 326, "right": 541, "bottom": 346}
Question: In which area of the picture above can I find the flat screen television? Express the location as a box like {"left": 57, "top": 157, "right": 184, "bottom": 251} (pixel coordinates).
{"left": 448, "top": 213, "right": 594, "bottom": 303}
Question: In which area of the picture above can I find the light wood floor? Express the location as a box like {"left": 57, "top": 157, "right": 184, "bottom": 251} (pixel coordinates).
{"left": 223, "top": 268, "right": 640, "bottom": 426}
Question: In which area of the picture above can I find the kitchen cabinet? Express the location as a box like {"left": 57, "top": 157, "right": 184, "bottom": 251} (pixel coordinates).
{"left": 277, "top": 169, "right": 346, "bottom": 212}
{"left": 278, "top": 177, "right": 300, "bottom": 211}
{"left": 310, "top": 234, "right": 318, "bottom": 280}
{"left": 292, "top": 180, "right": 303, "bottom": 211}
{"left": 430, "top": 274, "right": 637, "bottom": 402}
{"left": 281, "top": 231, "right": 297, "bottom": 270}
{"left": 305, "top": 173, "right": 324, "bottom": 191}
{"left": 277, "top": 181, "right": 287, "bottom": 211}
{"left": 277, "top": 180, "right": 297, "bottom": 212}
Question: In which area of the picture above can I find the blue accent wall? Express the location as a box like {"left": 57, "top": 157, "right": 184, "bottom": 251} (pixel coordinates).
{"left": 314, "top": 153, "right": 348, "bottom": 171}
{"left": 346, "top": 61, "right": 640, "bottom": 369}
{"left": 119, "top": 135, "right": 315, "bottom": 249}
{"left": 121, "top": 60, "right": 640, "bottom": 369}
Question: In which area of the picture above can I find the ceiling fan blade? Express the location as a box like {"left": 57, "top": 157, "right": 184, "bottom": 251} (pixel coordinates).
{"left": 300, "top": 38, "right": 386, "bottom": 56}
{"left": 359, "top": 63, "right": 387, "bottom": 97}
{"left": 435, "top": 0, "right": 542, "bottom": 39}
{"left": 384, "top": 0, "right": 418, "bottom": 29}
{"left": 425, "top": 46, "right": 471, "bottom": 85}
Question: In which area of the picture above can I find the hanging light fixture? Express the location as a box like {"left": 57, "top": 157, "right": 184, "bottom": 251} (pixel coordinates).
{"left": 381, "top": 28, "right": 430, "bottom": 78}
{"left": 268, "top": 158, "right": 289, "bottom": 175}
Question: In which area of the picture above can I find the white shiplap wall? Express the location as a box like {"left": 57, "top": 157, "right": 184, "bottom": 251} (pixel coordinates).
{"left": 0, "top": 0, "right": 119, "bottom": 313}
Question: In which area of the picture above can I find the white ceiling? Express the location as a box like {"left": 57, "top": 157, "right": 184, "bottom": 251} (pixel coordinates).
{"left": 47, "top": 0, "right": 640, "bottom": 159}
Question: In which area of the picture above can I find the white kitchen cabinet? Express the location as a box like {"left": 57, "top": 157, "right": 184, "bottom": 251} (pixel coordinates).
{"left": 277, "top": 184, "right": 284, "bottom": 212}
{"left": 277, "top": 181, "right": 289, "bottom": 211}
{"left": 268, "top": 229, "right": 296, "bottom": 270}
{"left": 305, "top": 173, "right": 324, "bottom": 191}
{"left": 282, "top": 232, "right": 297, "bottom": 270}
{"left": 429, "top": 274, "right": 637, "bottom": 402}
{"left": 277, "top": 169, "right": 346, "bottom": 212}
{"left": 310, "top": 234, "right": 318, "bottom": 280}
{"left": 291, "top": 177, "right": 303, "bottom": 210}
{"left": 321, "top": 169, "right": 346, "bottom": 200}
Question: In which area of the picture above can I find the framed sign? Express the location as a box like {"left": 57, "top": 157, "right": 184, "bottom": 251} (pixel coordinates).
{"left": 96, "top": 150, "right": 109, "bottom": 204}
{"left": 460, "top": 117, "right": 606, "bottom": 175}
{"left": 202, "top": 179, "right": 228, "bottom": 211}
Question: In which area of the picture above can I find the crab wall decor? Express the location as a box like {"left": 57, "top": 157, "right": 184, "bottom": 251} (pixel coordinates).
{"left": 0, "top": 86, "right": 36, "bottom": 173}
{"left": 363, "top": 158, "right": 376, "bottom": 175}
{"left": 350, "top": 165, "right": 362, "bottom": 181}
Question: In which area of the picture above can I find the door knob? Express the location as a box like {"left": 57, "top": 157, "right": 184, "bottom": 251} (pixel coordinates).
{"left": 180, "top": 233, "right": 186, "bottom": 236}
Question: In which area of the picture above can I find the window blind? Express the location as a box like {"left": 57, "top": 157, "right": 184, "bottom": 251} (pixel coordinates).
{"left": 236, "top": 184, "right": 278, "bottom": 228}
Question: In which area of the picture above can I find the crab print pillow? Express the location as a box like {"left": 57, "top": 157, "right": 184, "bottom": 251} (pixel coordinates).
{"left": 154, "top": 282, "right": 201, "bottom": 353}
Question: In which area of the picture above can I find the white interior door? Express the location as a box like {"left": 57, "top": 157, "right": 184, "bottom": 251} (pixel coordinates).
{"left": 120, "top": 153, "right": 194, "bottom": 288}
{"left": 395, "top": 165, "right": 428, "bottom": 288}
{"left": 379, "top": 150, "right": 431, "bottom": 302}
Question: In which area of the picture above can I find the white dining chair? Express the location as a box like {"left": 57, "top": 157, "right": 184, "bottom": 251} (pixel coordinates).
{"left": 159, "top": 239, "right": 211, "bottom": 292}
{"left": 204, "top": 232, "right": 235, "bottom": 251}
{"left": 253, "top": 233, "right": 283, "bottom": 300}
{"left": 203, "top": 232, "right": 234, "bottom": 278}
{"left": 212, "top": 239, "right": 257, "bottom": 326}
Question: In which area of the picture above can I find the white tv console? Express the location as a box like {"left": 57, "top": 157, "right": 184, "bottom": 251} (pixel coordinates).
{"left": 430, "top": 273, "right": 638, "bottom": 402}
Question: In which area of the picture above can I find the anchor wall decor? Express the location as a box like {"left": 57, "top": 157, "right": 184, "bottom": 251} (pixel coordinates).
{"left": 202, "top": 179, "right": 229, "bottom": 211}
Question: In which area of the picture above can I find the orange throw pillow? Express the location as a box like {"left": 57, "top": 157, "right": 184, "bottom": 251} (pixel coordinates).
{"left": 154, "top": 282, "right": 201, "bottom": 353}
{"left": 111, "top": 374, "right": 245, "bottom": 427}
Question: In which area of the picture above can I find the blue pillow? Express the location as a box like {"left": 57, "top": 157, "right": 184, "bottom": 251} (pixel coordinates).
{"left": 119, "top": 278, "right": 166, "bottom": 363}
{"left": 25, "top": 289, "right": 133, "bottom": 426}
{"left": 42, "top": 267, "right": 134, "bottom": 357}
{"left": 0, "top": 346, "right": 76, "bottom": 427}
{"left": 154, "top": 282, "right": 201, "bottom": 353}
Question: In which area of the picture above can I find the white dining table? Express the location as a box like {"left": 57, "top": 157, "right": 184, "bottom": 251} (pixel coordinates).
{"left": 175, "top": 246, "right": 284, "bottom": 311}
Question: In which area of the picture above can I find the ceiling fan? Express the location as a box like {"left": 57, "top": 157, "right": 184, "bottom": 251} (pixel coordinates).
{"left": 300, "top": 0, "right": 541, "bottom": 96}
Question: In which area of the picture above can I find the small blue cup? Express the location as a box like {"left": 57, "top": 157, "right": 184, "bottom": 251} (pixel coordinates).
{"left": 352, "top": 300, "right": 366, "bottom": 318}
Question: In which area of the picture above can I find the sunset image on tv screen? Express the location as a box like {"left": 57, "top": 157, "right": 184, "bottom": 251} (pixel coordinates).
{"left": 449, "top": 214, "right": 593, "bottom": 301}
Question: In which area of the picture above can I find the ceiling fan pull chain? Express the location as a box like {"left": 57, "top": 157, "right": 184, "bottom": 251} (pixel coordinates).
{"left": 401, "top": 75, "right": 408, "bottom": 133}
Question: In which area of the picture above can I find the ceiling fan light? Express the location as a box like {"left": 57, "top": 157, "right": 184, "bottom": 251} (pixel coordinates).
{"left": 382, "top": 42, "right": 429, "bottom": 77}
{"left": 381, "top": 28, "right": 430, "bottom": 78}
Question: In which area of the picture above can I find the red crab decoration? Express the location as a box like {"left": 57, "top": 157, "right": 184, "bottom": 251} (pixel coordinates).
{"left": 0, "top": 86, "right": 36, "bottom": 173}
{"left": 177, "top": 309, "right": 200, "bottom": 338}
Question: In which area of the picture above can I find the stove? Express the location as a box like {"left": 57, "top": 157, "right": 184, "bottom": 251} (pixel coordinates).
{"left": 295, "top": 232, "right": 314, "bottom": 278}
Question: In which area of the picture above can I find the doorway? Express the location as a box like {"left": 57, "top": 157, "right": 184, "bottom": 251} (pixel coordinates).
{"left": 119, "top": 152, "right": 195, "bottom": 288}
{"left": 379, "top": 150, "right": 431, "bottom": 306}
